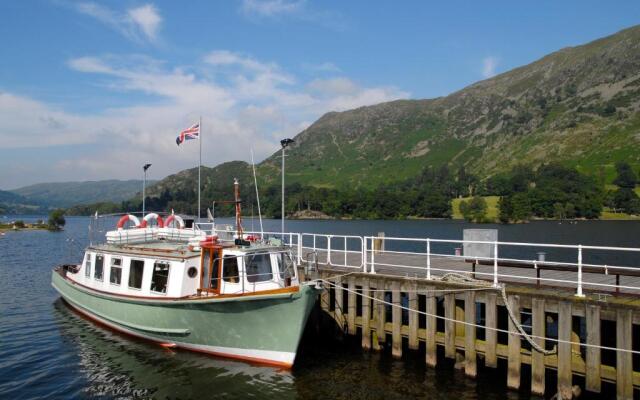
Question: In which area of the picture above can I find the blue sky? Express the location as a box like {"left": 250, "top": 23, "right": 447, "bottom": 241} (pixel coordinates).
{"left": 0, "top": 0, "right": 639, "bottom": 189}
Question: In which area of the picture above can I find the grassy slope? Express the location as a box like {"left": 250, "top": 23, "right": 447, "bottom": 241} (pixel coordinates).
{"left": 451, "top": 196, "right": 500, "bottom": 220}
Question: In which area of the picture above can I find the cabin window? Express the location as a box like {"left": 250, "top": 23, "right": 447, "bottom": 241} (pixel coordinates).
{"left": 201, "top": 251, "right": 211, "bottom": 289}
{"left": 277, "top": 253, "right": 294, "bottom": 280}
{"left": 151, "top": 262, "right": 170, "bottom": 294}
{"left": 223, "top": 256, "right": 239, "bottom": 283}
{"left": 246, "top": 253, "right": 273, "bottom": 283}
{"left": 84, "top": 253, "right": 92, "bottom": 278}
{"left": 188, "top": 266, "right": 198, "bottom": 278}
{"left": 94, "top": 254, "right": 104, "bottom": 281}
{"left": 110, "top": 257, "right": 122, "bottom": 285}
{"left": 128, "top": 259, "right": 145, "bottom": 289}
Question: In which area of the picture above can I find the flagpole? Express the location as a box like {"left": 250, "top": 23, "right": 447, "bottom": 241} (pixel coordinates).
{"left": 198, "top": 116, "right": 202, "bottom": 222}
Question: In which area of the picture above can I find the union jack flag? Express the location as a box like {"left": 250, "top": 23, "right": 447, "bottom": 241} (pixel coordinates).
{"left": 176, "top": 123, "right": 200, "bottom": 146}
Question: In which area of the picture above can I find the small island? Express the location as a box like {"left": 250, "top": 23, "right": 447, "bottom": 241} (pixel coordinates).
{"left": 0, "top": 209, "right": 66, "bottom": 233}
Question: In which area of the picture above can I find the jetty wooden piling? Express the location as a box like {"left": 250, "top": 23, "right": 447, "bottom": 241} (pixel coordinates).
{"left": 316, "top": 266, "right": 640, "bottom": 399}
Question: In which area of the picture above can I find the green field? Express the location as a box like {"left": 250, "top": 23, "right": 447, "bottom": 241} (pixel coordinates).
{"left": 452, "top": 196, "right": 499, "bottom": 221}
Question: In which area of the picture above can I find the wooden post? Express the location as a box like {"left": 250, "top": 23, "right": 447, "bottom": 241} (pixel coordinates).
{"left": 362, "top": 278, "right": 371, "bottom": 350}
{"left": 347, "top": 276, "right": 357, "bottom": 335}
{"left": 531, "top": 298, "right": 546, "bottom": 396}
{"left": 616, "top": 309, "right": 633, "bottom": 400}
{"left": 335, "top": 276, "right": 344, "bottom": 328}
{"left": 426, "top": 289, "right": 437, "bottom": 367}
{"left": 585, "top": 304, "right": 601, "bottom": 393}
{"left": 320, "top": 272, "right": 330, "bottom": 312}
{"left": 507, "top": 295, "right": 521, "bottom": 390}
{"left": 464, "top": 291, "right": 477, "bottom": 377}
{"left": 375, "top": 279, "right": 386, "bottom": 350}
{"left": 391, "top": 281, "right": 402, "bottom": 358}
{"left": 444, "top": 294, "right": 456, "bottom": 359}
{"left": 557, "top": 301, "right": 572, "bottom": 400}
{"left": 485, "top": 292, "right": 498, "bottom": 368}
{"left": 408, "top": 282, "right": 419, "bottom": 350}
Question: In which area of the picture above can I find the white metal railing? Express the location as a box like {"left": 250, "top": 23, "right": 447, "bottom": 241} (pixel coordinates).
{"left": 300, "top": 233, "right": 363, "bottom": 269}
{"left": 363, "top": 235, "right": 640, "bottom": 296}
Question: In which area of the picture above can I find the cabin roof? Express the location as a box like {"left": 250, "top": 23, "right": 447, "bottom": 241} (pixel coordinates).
{"left": 88, "top": 240, "right": 287, "bottom": 260}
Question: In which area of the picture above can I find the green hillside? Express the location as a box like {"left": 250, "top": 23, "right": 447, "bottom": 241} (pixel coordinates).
{"left": 257, "top": 25, "right": 640, "bottom": 189}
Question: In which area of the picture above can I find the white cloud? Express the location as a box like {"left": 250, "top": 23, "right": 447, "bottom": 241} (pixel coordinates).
{"left": 127, "top": 5, "right": 162, "bottom": 41}
{"left": 482, "top": 56, "right": 499, "bottom": 79}
{"left": 0, "top": 51, "right": 407, "bottom": 186}
{"left": 74, "top": 2, "right": 162, "bottom": 43}
{"left": 241, "top": 0, "right": 303, "bottom": 17}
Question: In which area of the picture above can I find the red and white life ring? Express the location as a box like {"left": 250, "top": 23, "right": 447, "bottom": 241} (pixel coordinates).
{"left": 116, "top": 214, "right": 141, "bottom": 230}
{"left": 139, "top": 213, "right": 164, "bottom": 228}
{"left": 165, "top": 214, "right": 185, "bottom": 229}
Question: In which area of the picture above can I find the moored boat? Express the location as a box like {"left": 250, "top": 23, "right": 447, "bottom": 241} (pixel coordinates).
{"left": 52, "top": 184, "right": 322, "bottom": 368}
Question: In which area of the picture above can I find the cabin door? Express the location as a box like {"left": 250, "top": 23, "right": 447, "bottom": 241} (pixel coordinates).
{"left": 200, "top": 247, "right": 222, "bottom": 294}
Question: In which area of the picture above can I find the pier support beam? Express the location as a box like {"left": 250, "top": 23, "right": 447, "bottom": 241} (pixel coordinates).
{"left": 408, "top": 282, "right": 419, "bottom": 350}
{"left": 616, "top": 309, "right": 633, "bottom": 400}
{"left": 374, "top": 279, "right": 386, "bottom": 351}
{"left": 464, "top": 291, "right": 477, "bottom": 377}
{"left": 426, "top": 288, "right": 437, "bottom": 367}
{"left": 585, "top": 304, "right": 601, "bottom": 393}
{"left": 444, "top": 294, "right": 456, "bottom": 359}
{"left": 557, "top": 301, "right": 573, "bottom": 400}
{"left": 391, "top": 281, "right": 402, "bottom": 358}
{"left": 320, "top": 272, "right": 330, "bottom": 312}
{"left": 485, "top": 292, "right": 498, "bottom": 368}
{"left": 507, "top": 295, "right": 521, "bottom": 390}
{"left": 335, "top": 277, "right": 344, "bottom": 328}
{"left": 361, "top": 278, "right": 371, "bottom": 350}
{"left": 531, "top": 298, "right": 546, "bottom": 396}
{"left": 347, "top": 276, "right": 357, "bottom": 335}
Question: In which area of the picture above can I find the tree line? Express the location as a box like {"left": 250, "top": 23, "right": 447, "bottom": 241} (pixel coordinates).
{"left": 67, "top": 162, "right": 640, "bottom": 223}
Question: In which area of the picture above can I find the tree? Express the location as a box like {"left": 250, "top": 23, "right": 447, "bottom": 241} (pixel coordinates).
{"left": 613, "top": 162, "right": 637, "bottom": 189}
{"left": 613, "top": 188, "right": 640, "bottom": 215}
{"left": 48, "top": 209, "right": 66, "bottom": 231}
{"left": 460, "top": 196, "right": 487, "bottom": 223}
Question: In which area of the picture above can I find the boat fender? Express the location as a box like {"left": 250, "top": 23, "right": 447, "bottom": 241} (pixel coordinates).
{"left": 139, "top": 213, "right": 165, "bottom": 228}
{"left": 116, "top": 214, "right": 141, "bottom": 230}
{"left": 245, "top": 234, "right": 260, "bottom": 242}
{"left": 165, "top": 214, "right": 186, "bottom": 229}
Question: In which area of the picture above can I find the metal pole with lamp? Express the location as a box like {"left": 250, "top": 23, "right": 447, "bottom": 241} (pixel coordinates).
{"left": 280, "top": 138, "right": 294, "bottom": 235}
{"left": 142, "top": 163, "right": 151, "bottom": 216}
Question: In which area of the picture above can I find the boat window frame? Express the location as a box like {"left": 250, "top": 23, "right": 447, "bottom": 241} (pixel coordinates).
{"left": 200, "top": 246, "right": 222, "bottom": 295}
{"left": 150, "top": 261, "right": 171, "bottom": 295}
{"left": 94, "top": 254, "right": 104, "bottom": 281}
{"left": 222, "top": 255, "right": 240, "bottom": 284}
{"left": 244, "top": 252, "right": 274, "bottom": 284}
{"left": 128, "top": 259, "right": 145, "bottom": 290}
{"left": 84, "top": 253, "right": 92, "bottom": 278}
{"left": 109, "top": 256, "right": 123, "bottom": 286}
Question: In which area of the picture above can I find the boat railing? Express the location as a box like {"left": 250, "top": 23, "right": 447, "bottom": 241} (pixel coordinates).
{"left": 89, "top": 212, "right": 201, "bottom": 245}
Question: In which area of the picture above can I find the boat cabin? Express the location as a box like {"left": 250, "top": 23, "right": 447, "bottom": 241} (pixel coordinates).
{"left": 70, "top": 240, "right": 299, "bottom": 299}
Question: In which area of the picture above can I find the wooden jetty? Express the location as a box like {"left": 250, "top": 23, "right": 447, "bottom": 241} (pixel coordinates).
{"left": 285, "top": 232, "right": 640, "bottom": 400}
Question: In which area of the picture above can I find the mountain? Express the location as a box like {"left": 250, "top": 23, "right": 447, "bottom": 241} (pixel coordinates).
{"left": 11, "top": 179, "right": 156, "bottom": 209}
{"left": 257, "top": 25, "right": 640, "bottom": 188}
{"left": 131, "top": 25, "right": 640, "bottom": 216}
{"left": 0, "top": 189, "right": 43, "bottom": 214}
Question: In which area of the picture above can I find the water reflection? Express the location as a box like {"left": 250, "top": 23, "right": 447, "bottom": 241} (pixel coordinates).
{"left": 52, "top": 299, "right": 296, "bottom": 399}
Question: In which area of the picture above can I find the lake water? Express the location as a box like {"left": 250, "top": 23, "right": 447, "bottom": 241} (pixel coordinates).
{"left": 1, "top": 216, "right": 637, "bottom": 399}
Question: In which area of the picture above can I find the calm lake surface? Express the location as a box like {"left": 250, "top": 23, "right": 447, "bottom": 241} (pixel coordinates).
{"left": 1, "top": 216, "right": 638, "bottom": 399}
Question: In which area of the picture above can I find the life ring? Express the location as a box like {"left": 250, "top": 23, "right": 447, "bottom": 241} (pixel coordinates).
{"left": 165, "top": 214, "right": 185, "bottom": 229}
{"left": 245, "top": 234, "right": 260, "bottom": 242}
{"left": 139, "top": 213, "right": 164, "bottom": 228}
{"left": 116, "top": 214, "right": 141, "bottom": 230}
